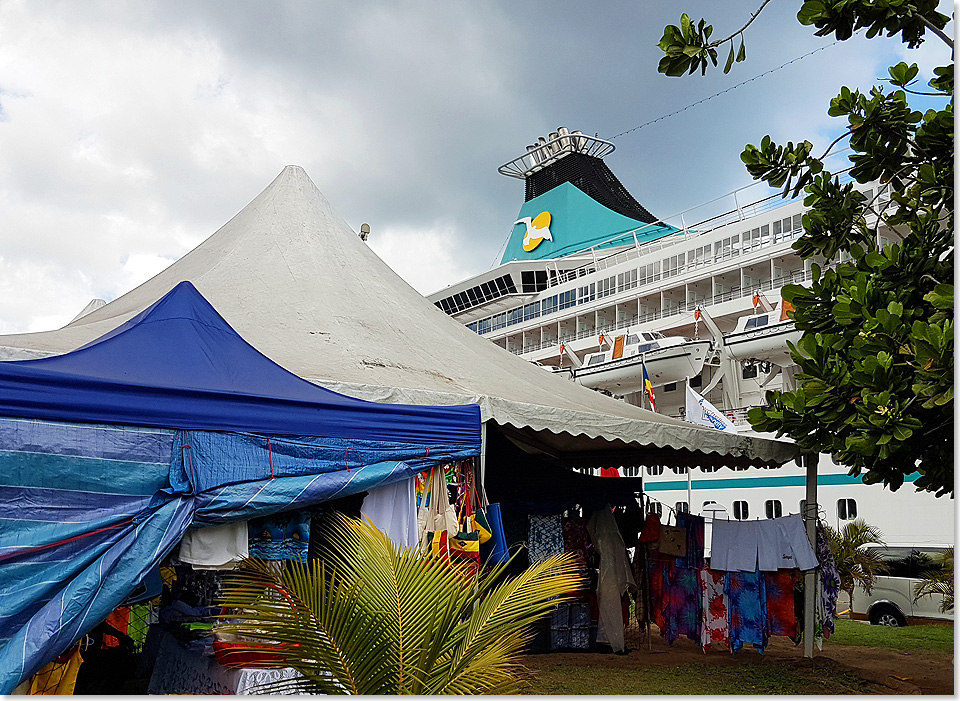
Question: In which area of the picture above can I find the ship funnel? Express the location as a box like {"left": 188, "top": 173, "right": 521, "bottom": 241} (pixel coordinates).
{"left": 498, "top": 128, "right": 615, "bottom": 180}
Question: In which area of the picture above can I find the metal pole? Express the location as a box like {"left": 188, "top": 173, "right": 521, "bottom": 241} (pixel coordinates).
{"left": 479, "top": 421, "right": 490, "bottom": 506}
{"left": 802, "top": 452, "right": 820, "bottom": 658}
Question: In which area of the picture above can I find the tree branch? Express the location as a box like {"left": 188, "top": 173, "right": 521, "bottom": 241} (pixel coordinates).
{"left": 707, "top": 0, "right": 773, "bottom": 48}
{"left": 918, "top": 14, "right": 955, "bottom": 53}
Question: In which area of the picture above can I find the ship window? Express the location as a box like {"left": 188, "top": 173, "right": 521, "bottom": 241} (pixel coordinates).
{"left": 587, "top": 354, "right": 606, "bottom": 366}
{"left": 646, "top": 501, "right": 663, "bottom": 516}
{"left": 522, "top": 302, "right": 540, "bottom": 321}
{"left": 662, "top": 253, "right": 686, "bottom": 279}
{"left": 627, "top": 334, "right": 640, "bottom": 345}
{"left": 742, "top": 364, "right": 758, "bottom": 379}
{"left": 638, "top": 342, "right": 659, "bottom": 353}
{"left": 744, "top": 315, "right": 769, "bottom": 329}
{"left": 675, "top": 501, "right": 690, "bottom": 514}
{"left": 765, "top": 500, "right": 782, "bottom": 519}
{"left": 663, "top": 383, "right": 677, "bottom": 392}
{"left": 559, "top": 290, "right": 576, "bottom": 310}
{"left": 578, "top": 284, "right": 595, "bottom": 303}
{"left": 669, "top": 466, "right": 688, "bottom": 474}
{"left": 733, "top": 501, "right": 749, "bottom": 520}
{"left": 690, "top": 375, "right": 702, "bottom": 388}
{"left": 837, "top": 498, "right": 857, "bottom": 520}
{"left": 700, "top": 465, "right": 719, "bottom": 473}
{"left": 622, "top": 466, "right": 640, "bottom": 477}
{"left": 617, "top": 269, "right": 638, "bottom": 292}
{"left": 792, "top": 214, "right": 803, "bottom": 235}
{"left": 542, "top": 295, "right": 558, "bottom": 316}
{"left": 597, "top": 276, "right": 616, "bottom": 299}
{"left": 646, "top": 465, "right": 664, "bottom": 476}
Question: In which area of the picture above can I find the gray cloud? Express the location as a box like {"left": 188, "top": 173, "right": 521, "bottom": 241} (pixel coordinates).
{"left": 0, "top": 0, "right": 948, "bottom": 330}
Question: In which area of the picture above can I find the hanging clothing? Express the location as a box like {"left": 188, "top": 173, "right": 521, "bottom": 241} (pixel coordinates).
{"left": 648, "top": 550, "right": 667, "bottom": 634}
{"left": 586, "top": 506, "right": 636, "bottom": 653}
{"left": 631, "top": 541, "right": 652, "bottom": 631}
{"left": 667, "top": 563, "right": 702, "bottom": 645}
{"left": 248, "top": 511, "right": 310, "bottom": 563}
{"left": 764, "top": 569, "right": 801, "bottom": 643}
{"left": 561, "top": 515, "right": 591, "bottom": 570}
{"left": 675, "top": 512, "right": 705, "bottom": 569}
{"left": 26, "top": 646, "right": 83, "bottom": 695}
{"left": 528, "top": 514, "right": 565, "bottom": 565}
{"left": 725, "top": 568, "right": 768, "bottom": 653}
{"left": 648, "top": 551, "right": 702, "bottom": 646}
{"left": 709, "top": 515, "right": 818, "bottom": 572}
{"left": 360, "top": 476, "right": 418, "bottom": 549}
{"left": 179, "top": 522, "right": 249, "bottom": 569}
{"left": 699, "top": 568, "right": 728, "bottom": 651}
{"left": 773, "top": 514, "right": 819, "bottom": 570}
{"left": 815, "top": 523, "right": 840, "bottom": 641}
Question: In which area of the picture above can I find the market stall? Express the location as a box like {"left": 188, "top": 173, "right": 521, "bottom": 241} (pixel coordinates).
{"left": 0, "top": 282, "right": 481, "bottom": 694}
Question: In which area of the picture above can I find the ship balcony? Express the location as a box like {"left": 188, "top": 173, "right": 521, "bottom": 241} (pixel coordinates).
{"left": 512, "top": 266, "right": 813, "bottom": 358}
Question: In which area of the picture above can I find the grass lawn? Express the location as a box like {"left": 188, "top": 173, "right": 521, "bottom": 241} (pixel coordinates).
{"left": 828, "top": 618, "right": 954, "bottom": 653}
{"left": 521, "top": 660, "right": 870, "bottom": 695}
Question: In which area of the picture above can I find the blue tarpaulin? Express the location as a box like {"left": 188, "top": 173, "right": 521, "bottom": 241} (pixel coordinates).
{"left": 0, "top": 282, "right": 481, "bottom": 692}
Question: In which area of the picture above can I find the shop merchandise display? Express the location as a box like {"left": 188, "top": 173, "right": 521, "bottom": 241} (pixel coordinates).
{"left": 14, "top": 460, "right": 838, "bottom": 693}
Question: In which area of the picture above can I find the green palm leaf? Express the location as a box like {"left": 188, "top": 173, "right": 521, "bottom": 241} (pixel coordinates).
{"left": 216, "top": 513, "right": 583, "bottom": 694}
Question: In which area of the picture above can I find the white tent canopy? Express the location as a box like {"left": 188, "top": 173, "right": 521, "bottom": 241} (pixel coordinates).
{"left": 0, "top": 166, "right": 796, "bottom": 468}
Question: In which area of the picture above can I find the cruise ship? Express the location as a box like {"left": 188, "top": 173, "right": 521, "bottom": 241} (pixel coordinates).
{"left": 427, "top": 127, "right": 953, "bottom": 548}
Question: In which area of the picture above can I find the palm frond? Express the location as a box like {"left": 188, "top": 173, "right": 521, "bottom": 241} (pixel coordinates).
{"left": 914, "top": 548, "right": 954, "bottom": 612}
{"left": 216, "top": 513, "right": 580, "bottom": 695}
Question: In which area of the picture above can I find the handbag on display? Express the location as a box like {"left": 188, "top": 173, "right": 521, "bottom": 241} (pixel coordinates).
{"left": 417, "top": 466, "right": 458, "bottom": 543}
{"left": 450, "top": 531, "right": 480, "bottom": 563}
{"left": 425, "top": 530, "right": 450, "bottom": 561}
{"left": 658, "top": 524, "right": 688, "bottom": 557}
{"left": 470, "top": 509, "right": 493, "bottom": 544}
{"left": 483, "top": 502, "right": 511, "bottom": 565}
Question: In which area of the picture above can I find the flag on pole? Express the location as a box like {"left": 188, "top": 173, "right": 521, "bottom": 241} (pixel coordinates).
{"left": 685, "top": 386, "right": 737, "bottom": 433}
{"left": 641, "top": 361, "right": 657, "bottom": 412}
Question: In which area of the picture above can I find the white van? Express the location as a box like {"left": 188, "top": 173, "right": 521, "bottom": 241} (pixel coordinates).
{"left": 850, "top": 547, "right": 953, "bottom": 626}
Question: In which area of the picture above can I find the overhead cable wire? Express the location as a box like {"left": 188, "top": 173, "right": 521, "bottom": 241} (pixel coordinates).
{"left": 608, "top": 42, "right": 840, "bottom": 140}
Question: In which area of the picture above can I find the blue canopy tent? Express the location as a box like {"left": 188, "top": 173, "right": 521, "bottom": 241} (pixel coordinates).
{"left": 0, "top": 281, "right": 481, "bottom": 692}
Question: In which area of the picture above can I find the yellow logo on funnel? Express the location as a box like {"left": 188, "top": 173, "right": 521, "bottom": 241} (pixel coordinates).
{"left": 516, "top": 211, "right": 553, "bottom": 252}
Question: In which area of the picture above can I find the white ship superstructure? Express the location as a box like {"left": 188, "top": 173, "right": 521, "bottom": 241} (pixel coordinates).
{"left": 428, "top": 128, "right": 954, "bottom": 547}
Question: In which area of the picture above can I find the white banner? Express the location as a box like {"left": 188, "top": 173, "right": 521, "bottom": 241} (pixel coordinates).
{"left": 685, "top": 385, "right": 738, "bottom": 433}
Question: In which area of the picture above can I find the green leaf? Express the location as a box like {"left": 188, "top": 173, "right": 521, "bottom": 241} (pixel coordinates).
{"left": 724, "top": 41, "right": 735, "bottom": 73}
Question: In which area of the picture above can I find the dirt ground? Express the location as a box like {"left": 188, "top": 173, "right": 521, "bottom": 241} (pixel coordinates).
{"left": 522, "top": 630, "right": 955, "bottom": 695}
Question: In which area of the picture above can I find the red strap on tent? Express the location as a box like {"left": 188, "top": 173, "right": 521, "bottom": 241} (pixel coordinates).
{"left": 267, "top": 438, "right": 275, "bottom": 479}
{"left": 0, "top": 518, "right": 134, "bottom": 563}
{"left": 344, "top": 447, "right": 364, "bottom": 472}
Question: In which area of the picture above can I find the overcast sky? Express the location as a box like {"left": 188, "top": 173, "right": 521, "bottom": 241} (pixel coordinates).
{"left": 0, "top": 0, "right": 952, "bottom": 333}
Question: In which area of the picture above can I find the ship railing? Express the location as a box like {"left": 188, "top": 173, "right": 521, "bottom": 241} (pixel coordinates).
{"left": 509, "top": 268, "right": 816, "bottom": 355}
{"left": 541, "top": 168, "right": 857, "bottom": 290}
{"left": 669, "top": 406, "right": 755, "bottom": 425}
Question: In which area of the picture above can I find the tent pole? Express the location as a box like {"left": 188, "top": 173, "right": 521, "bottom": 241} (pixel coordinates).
{"left": 802, "top": 452, "right": 819, "bottom": 659}
{"left": 479, "top": 421, "right": 490, "bottom": 506}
